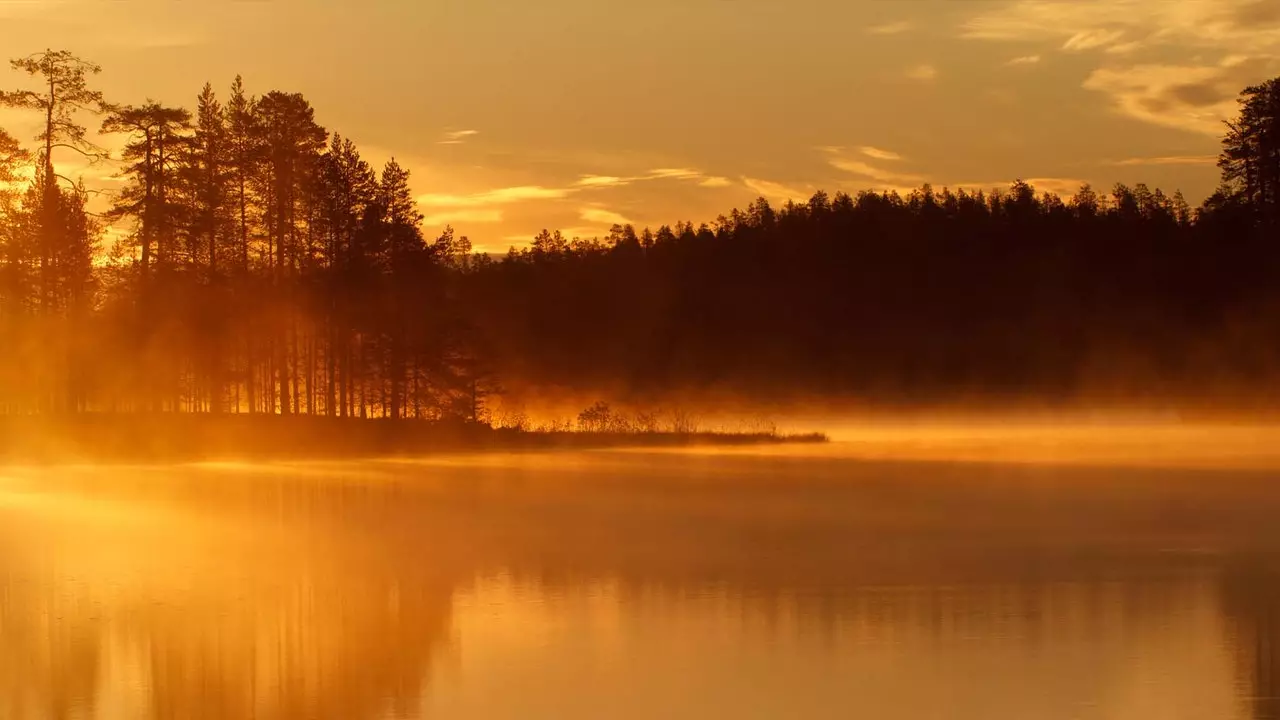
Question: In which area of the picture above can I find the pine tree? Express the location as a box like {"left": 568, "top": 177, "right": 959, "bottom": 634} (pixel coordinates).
{"left": 254, "top": 90, "right": 326, "bottom": 414}
{"left": 0, "top": 50, "right": 106, "bottom": 314}
{"left": 101, "top": 102, "right": 192, "bottom": 279}
{"left": 1220, "top": 77, "right": 1280, "bottom": 228}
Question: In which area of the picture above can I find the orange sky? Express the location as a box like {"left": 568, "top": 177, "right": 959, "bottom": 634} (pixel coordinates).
{"left": 1, "top": 0, "right": 1278, "bottom": 250}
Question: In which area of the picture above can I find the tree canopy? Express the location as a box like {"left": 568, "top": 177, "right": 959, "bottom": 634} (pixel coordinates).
{"left": 0, "top": 52, "right": 1278, "bottom": 417}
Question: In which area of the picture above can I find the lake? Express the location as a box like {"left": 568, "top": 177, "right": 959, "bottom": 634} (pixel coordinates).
{"left": 3, "top": 425, "right": 1280, "bottom": 719}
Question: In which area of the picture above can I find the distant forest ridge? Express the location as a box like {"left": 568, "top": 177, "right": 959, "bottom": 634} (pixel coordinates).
{"left": 2, "top": 51, "right": 1280, "bottom": 420}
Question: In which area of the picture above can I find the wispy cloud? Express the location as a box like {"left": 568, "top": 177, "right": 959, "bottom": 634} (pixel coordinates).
{"left": 1062, "top": 29, "right": 1127, "bottom": 51}
{"left": 648, "top": 168, "right": 702, "bottom": 180}
{"left": 1082, "top": 55, "right": 1278, "bottom": 135}
{"left": 580, "top": 207, "right": 633, "bottom": 226}
{"left": 905, "top": 64, "right": 939, "bottom": 81}
{"left": 417, "top": 186, "right": 571, "bottom": 208}
{"left": 827, "top": 155, "right": 926, "bottom": 188}
{"left": 573, "top": 168, "right": 723, "bottom": 189}
{"left": 438, "top": 129, "right": 479, "bottom": 145}
{"left": 743, "top": 177, "right": 812, "bottom": 204}
{"left": 962, "top": 0, "right": 1280, "bottom": 55}
{"left": 422, "top": 209, "right": 504, "bottom": 226}
{"left": 963, "top": 1, "right": 1280, "bottom": 135}
{"left": 868, "top": 20, "right": 912, "bottom": 35}
{"left": 859, "top": 146, "right": 905, "bottom": 162}
{"left": 1110, "top": 155, "right": 1218, "bottom": 166}
{"left": 1007, "top": 55, "right": 1042, "bottom": 66}
{"left": 416, "top": 164, "right": 732, "bottom": 229}
{"left": 576, "top": 175, "right": 631, "bottom": 188}
{"left": 1021, "top": 177, "right": 1090, "bottom": 197}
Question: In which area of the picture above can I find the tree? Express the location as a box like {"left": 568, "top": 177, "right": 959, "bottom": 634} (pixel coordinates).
{"left": 253, "top": 90, "right": 326, "bottom": 414}
{"left": 189, "top": 83, "right": 230, "bottom": 275}
{"left": 0, "top": 50, "right": 107, "bottom": 188}
{"left": 0, "top": 50, "right": 105, "bottom": 313}
{"left": 0, "top": 127, "right": 26, "bottom": 189}
{"left": 316, "top": 133, "right": 377, "bottom": 417}
{"left": 1219, "top": 77, "right": 1280, "bottom": 228}
{"left": 0, "top": 129, "right": 27, "bottom": 302}
{"left": 3, "top": 173, "right": 98, "bottom": 411}
{"left": 184, "top": 84, "right": 234, "bottom": 411}
{"left": 226, "top": 76, "right": 259, "bottom": 274}
{"left": 224, "top": 76, "right": 262, "bottom": 412}
{"left": 101, "top": 102, "right": 192, "bottom": 278}
{"left": 255, "top": 90, "right": 325, "bottom": 280}
{"left": 0, "top": 127, "right": 28, "bottom": 304}
{"left": 100, "top": 102, "right": 191, "bottom": 411}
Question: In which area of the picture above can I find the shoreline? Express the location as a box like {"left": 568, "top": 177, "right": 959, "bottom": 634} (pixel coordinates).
{"left": 0, "top": 413, "right": 829, "bottom": 465}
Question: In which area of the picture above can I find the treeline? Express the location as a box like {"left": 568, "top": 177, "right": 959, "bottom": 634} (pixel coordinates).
{"left": 461, "top": 80, "right": 1280, "bottom": 407}
{"left": 0, "top": 51, "right": 486, "bottom": 418}
{"left": 465, "top": 180, "right": 1275, "bottom": 406}
{"left": 2, "top": 51, "right": 1279, "bottom": 417}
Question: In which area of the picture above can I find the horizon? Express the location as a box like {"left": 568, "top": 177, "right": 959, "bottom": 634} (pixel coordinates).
{"left": 2, "top": 0, "right": 1276, "bottom": 251}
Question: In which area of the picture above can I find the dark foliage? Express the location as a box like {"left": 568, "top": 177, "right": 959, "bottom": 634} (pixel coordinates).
{"left": 2, "top": 51, "right": 1280, "bottom": 417}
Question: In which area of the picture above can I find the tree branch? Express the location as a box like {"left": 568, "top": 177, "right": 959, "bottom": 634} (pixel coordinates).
{"left": 48, "top": 143, "right": 111, "bottom": 164}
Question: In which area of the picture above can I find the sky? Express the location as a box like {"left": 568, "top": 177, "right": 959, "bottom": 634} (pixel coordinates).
{"left": 1, "top": 0, "right": 1278, "bottom": 251}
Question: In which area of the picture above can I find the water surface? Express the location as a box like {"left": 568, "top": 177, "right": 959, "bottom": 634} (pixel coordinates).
{"left": 3, "top": 429, "right": 1280, "bottom": 719}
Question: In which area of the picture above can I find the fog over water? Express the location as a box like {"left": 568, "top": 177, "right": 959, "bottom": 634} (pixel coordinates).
{"left": 4, "top": 422, "right": 1280, "bottom": 719}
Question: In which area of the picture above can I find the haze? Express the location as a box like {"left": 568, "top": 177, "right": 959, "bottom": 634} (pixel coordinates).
{"left": 7, "top": 430, "right": 1280, "bottom": 719}
{"left": 2, "top": 0, "right": 1274, "bottom": 249}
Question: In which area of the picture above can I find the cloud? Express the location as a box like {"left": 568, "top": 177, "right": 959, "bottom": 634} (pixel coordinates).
{"left": 1063, "top": 29, "right": 1127, "bottom": 51}
{"left": 961, "top": 1, "right": 1131, "bottom": 42}
{"left": 821, "top": 147, "right": 927, "bottom": 191}
{"left": 905, "top": 64, "right": 939, "bottom": 81}
{"left": 859, "top": 146, "right": 905, "bottom": 162}
{"left": 576, "top": 175, "right": 631, "bottom": 188}
{"left": 417, "top": 185, "right": 571, "bottom": 208}
{"left": 828, "top": 157, "right": 926, "bottom": 188}
{"left": 962, "top": 0, "right": 1280, "bottom": 55}
{"left": 743, "top": 178, "right": 812, "bottom": 204}
{"left": 574, "top": 167, "right": 725, "bottom": 189}
{"left": 647, "top": 168, "right": 702, "bottom": 180}
{"left": 1082, "top": 56, "right": 1278, "bottom": 135}
{"left": 415, "top": 165, "right": 732, "bottom": 232}
{"left": 580, "top": 207, "right": 633, "bottom": 226}
{"left": 422, "top": 209, "right": 504, "bottom": 226}
{"left": 1007, "top": 55, "right": 1042, "bottom": 65}
{"left": 1021, "top": 177, "right": 1090, "bottom": 197}
{"left": 438, "top": 129, "right": 479, "bottom": 145}
{"left": 868, "top": 21, "right": 912, "bottom": 35}
{"left": 1110, "top": 155, "right": 1218, "bottom": 166}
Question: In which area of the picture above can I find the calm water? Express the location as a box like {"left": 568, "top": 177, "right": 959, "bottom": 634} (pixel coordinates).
{"left": 4, "top": 430, "right": 1280, "bottom": 719}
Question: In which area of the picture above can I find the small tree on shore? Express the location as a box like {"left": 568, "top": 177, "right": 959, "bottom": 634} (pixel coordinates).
{"left": 577, "top": 401, "right": 613, "bottom": 432}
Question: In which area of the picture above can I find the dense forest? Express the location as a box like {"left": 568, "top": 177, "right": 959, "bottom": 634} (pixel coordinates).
{"left": 2, "top": 51, "right": 1280, "bottom": 421}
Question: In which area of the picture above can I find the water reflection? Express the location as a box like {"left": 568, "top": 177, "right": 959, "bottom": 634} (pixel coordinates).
{"left": 1222, "top": 559, "right": 1280, "bottom": 720}
{"left": 1, "top": 445, "right": 1280, "bottom": 719}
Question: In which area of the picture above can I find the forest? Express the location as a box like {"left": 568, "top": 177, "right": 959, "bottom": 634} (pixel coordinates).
{"left": 2, "top": 50, "right": 1280, "bottom": 422}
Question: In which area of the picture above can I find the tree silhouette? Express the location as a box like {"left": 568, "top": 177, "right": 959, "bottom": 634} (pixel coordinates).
{"left": 1221, "top": 78, "right": 1280, "bottom": 230}
{"left": 1, "top": 53, "right": 1279, "bottom": 423}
